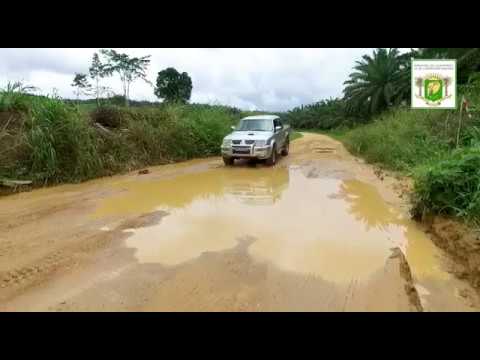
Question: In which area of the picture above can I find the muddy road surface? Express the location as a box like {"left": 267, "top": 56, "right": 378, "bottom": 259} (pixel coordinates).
{"left": 1, "top": 133, "right": 479, "bottom": 311}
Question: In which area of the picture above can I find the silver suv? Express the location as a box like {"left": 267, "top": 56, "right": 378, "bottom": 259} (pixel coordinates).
{"left": 221, "top": 115, "right": 291, "bottom": 166}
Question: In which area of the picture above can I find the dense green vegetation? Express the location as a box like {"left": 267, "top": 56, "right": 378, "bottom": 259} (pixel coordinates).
{"left": 291, "top": 48, "right": 480, "bottom": 222}
{"left": 0, "top": 86, "right": 242, "bottom": 186}
{"left": 413, "top": 146, "right": 480, "bottom": 221}
{"left": 340, "top": 105, "right": 480, "bottom": 220}
{"left": 284, "top": 98, "right": 364, "bottom": 130}
{"left": 342, "top": 108, "right": 452, "bottom": 171}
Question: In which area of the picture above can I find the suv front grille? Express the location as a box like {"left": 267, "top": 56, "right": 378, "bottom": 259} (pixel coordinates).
{"left": 232, "top": 146, "right": 251, "bottom": 154}
{"left": 232, "top": 140, "right": 241, "bottom": 145}
{"left": 245, "top": 140, "right": 255, "bottom": 145}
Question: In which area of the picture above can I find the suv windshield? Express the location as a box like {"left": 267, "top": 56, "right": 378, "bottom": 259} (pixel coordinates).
{"left": 236, "top": 119, "right": 273, "bottom": 131}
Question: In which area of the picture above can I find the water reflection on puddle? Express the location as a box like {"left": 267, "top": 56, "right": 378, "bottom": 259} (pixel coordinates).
{"left": 94, "top": 164, "right": 446, "bottom": 284}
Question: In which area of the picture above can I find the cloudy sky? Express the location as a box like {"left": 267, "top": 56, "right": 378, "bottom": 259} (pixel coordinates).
{"left": 0, "top": 48, "right": 385, "bottom": 111}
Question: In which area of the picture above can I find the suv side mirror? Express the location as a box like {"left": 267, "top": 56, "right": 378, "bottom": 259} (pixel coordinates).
{"left": 275, "top": 126, "right": 282, "bottom": 132}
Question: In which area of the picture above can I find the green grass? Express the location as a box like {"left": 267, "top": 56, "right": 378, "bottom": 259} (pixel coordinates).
{"left": 341, "top": 108, "right": 454, "bottom": 173}
{"left": 290, "top": 131, "right": 303, "bottom": 141}
{"left": 334, "top": 106, "right": 480, "bottom": 221}
{"left": 412, "top": 146, "right": 480, "bottom": 221}
{"left": 0, "top": 82, "right": 37, "bottom": 113}
{"left": 0, "top": 92, "right": 241, "bottom": 188}
{"left": 300, "top": 128, "right": 349, "bottom": 141}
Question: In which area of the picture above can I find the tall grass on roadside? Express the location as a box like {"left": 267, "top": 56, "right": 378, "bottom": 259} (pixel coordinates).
{"left": 1, "top": 89, "right": 241, "bottom": 187}
{"left": 0, "top": 82, "right": 37, "bottom": 113}
{"left": 342, "top": 108, "right": 456, "bottom": 172}
{"left": 25, "top": 96, "right": 102, "bottom": 182}
{"left": 412, "top": 146, "right": 480, "bottom": 221}
{"left": 339, "top": 105, "right": 480, "bottom": 221}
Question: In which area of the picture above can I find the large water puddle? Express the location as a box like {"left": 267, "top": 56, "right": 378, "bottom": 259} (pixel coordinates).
{"left": 93, "top": 163, "right": 450, "bottom": 287}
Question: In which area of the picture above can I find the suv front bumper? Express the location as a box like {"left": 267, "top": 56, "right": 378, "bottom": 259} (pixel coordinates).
{"left": 221, "top": 144, "right": 272, "bottom": 160}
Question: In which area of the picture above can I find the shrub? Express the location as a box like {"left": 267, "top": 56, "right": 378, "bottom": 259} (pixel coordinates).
{"left": 342, "top": 108, "right": 452, "bottom": 171}
{"left": 338, "top": 101, "right": 480, "bottom": 221}
{"left": 90, "top": 105, "right": 127, "bottom": 128}
{"left": 413, "top": 146, "right": 480, "bottom": 220}
{"left": 24, "top": 96, "right": 101, "bottom": 182}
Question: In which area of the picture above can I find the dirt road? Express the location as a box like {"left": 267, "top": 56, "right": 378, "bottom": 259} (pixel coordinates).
{"left": 1, "top": 133, "right": 478, "bottom": 311}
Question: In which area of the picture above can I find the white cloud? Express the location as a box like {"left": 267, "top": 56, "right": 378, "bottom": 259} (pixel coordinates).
{"left": 0, "top": 48, "right": 390, "bottom": 111}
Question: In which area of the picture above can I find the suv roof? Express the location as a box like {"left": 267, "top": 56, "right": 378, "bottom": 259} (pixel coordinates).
{"left": 241, "top": 115, "right": 279, "bottom": 121}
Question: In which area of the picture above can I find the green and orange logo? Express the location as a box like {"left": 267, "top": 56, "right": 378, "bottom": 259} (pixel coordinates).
{"left": 414, "top": 73, "right": 452, "bottom": 106}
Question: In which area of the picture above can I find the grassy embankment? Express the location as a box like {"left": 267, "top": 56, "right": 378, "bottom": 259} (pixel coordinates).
{"left": 0, "top": 90, "right": 242, "bottom": 189}
{"left": 283, "top": 86, "right": 480, "bottom": 222}
{"left": 0, "top": 87, "right": 303, "bottom": 193}
{"left": 328, "top": 107, "right": 480, "bottom": 223}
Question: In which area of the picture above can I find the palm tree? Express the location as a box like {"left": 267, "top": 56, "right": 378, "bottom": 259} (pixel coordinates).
{"left": 343, "top": 48, "right": 408, "bottom": 115}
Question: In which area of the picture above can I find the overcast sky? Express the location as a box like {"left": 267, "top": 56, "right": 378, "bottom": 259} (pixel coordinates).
{"left": 0, "top": 48, "right": 389, "bottom": 111}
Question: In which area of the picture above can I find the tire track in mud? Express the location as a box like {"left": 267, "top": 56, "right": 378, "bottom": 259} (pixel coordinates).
{"left": 339, "top": 248, "right": 424, "bottom": 312}
{"left": 424, "top": 216, "right": 480, "bottom": 290}
{"left": 0, "top": 250, "right": 75, "bottom": 295}
{"left": 0, "top": 210, "right": 169, "bottom": 301}
{"left": 390, "top": 247, "right": 424, "bottom": 312}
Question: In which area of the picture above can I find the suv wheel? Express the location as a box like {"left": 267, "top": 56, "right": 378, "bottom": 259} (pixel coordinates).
{"left": 281, "top": 138, "right": 290, "bottom": 156}
{"left": 266, "top": 145, "right": 277, "bottom": 166}
{"left": 223, "top": 157, "right": 234, "bottom": 166}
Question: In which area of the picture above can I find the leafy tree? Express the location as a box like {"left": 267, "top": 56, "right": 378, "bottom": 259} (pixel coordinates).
{"left": 71, "top": 73, "right": 91, "bottom": 102}
{"left": 343, "top": 48, "right": 407, "bottom": 115}
{"left": 100, "top": 49, "right": 151, "bottom": 106}
{"left": 89, "top": 52, "right": 110, "bottom": 106}
{"left": 154, "top": 67, "right": 192, "bottom": 103}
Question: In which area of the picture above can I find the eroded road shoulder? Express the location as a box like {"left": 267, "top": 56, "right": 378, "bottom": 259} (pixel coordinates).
{"left": 0, "top": 133, "right": 478, "bottom": 311}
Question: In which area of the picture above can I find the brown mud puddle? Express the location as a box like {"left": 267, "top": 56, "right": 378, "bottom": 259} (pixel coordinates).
{"left": 95, "top": 167, "right": 411, "bottom": 280}
{"left": 92, "top": 160, "right": 475, "bottom": 311}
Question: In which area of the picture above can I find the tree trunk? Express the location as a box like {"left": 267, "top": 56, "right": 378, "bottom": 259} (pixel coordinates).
{"left": 126, "top": 81, "right": 130, "bottom": 107}
{"left": 96, "top": 78, "right": 100, "bottom": 107}
{"left": 122, "top": 79, "right": 128, "bottom": 107}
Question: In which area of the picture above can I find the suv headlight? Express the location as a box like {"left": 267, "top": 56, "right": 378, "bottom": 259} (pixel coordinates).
{"left": 255, "top": 140, "right": 266, "bottom": 147}
{"left": 222, "top": 139, "right": 231, "bottom": 147}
